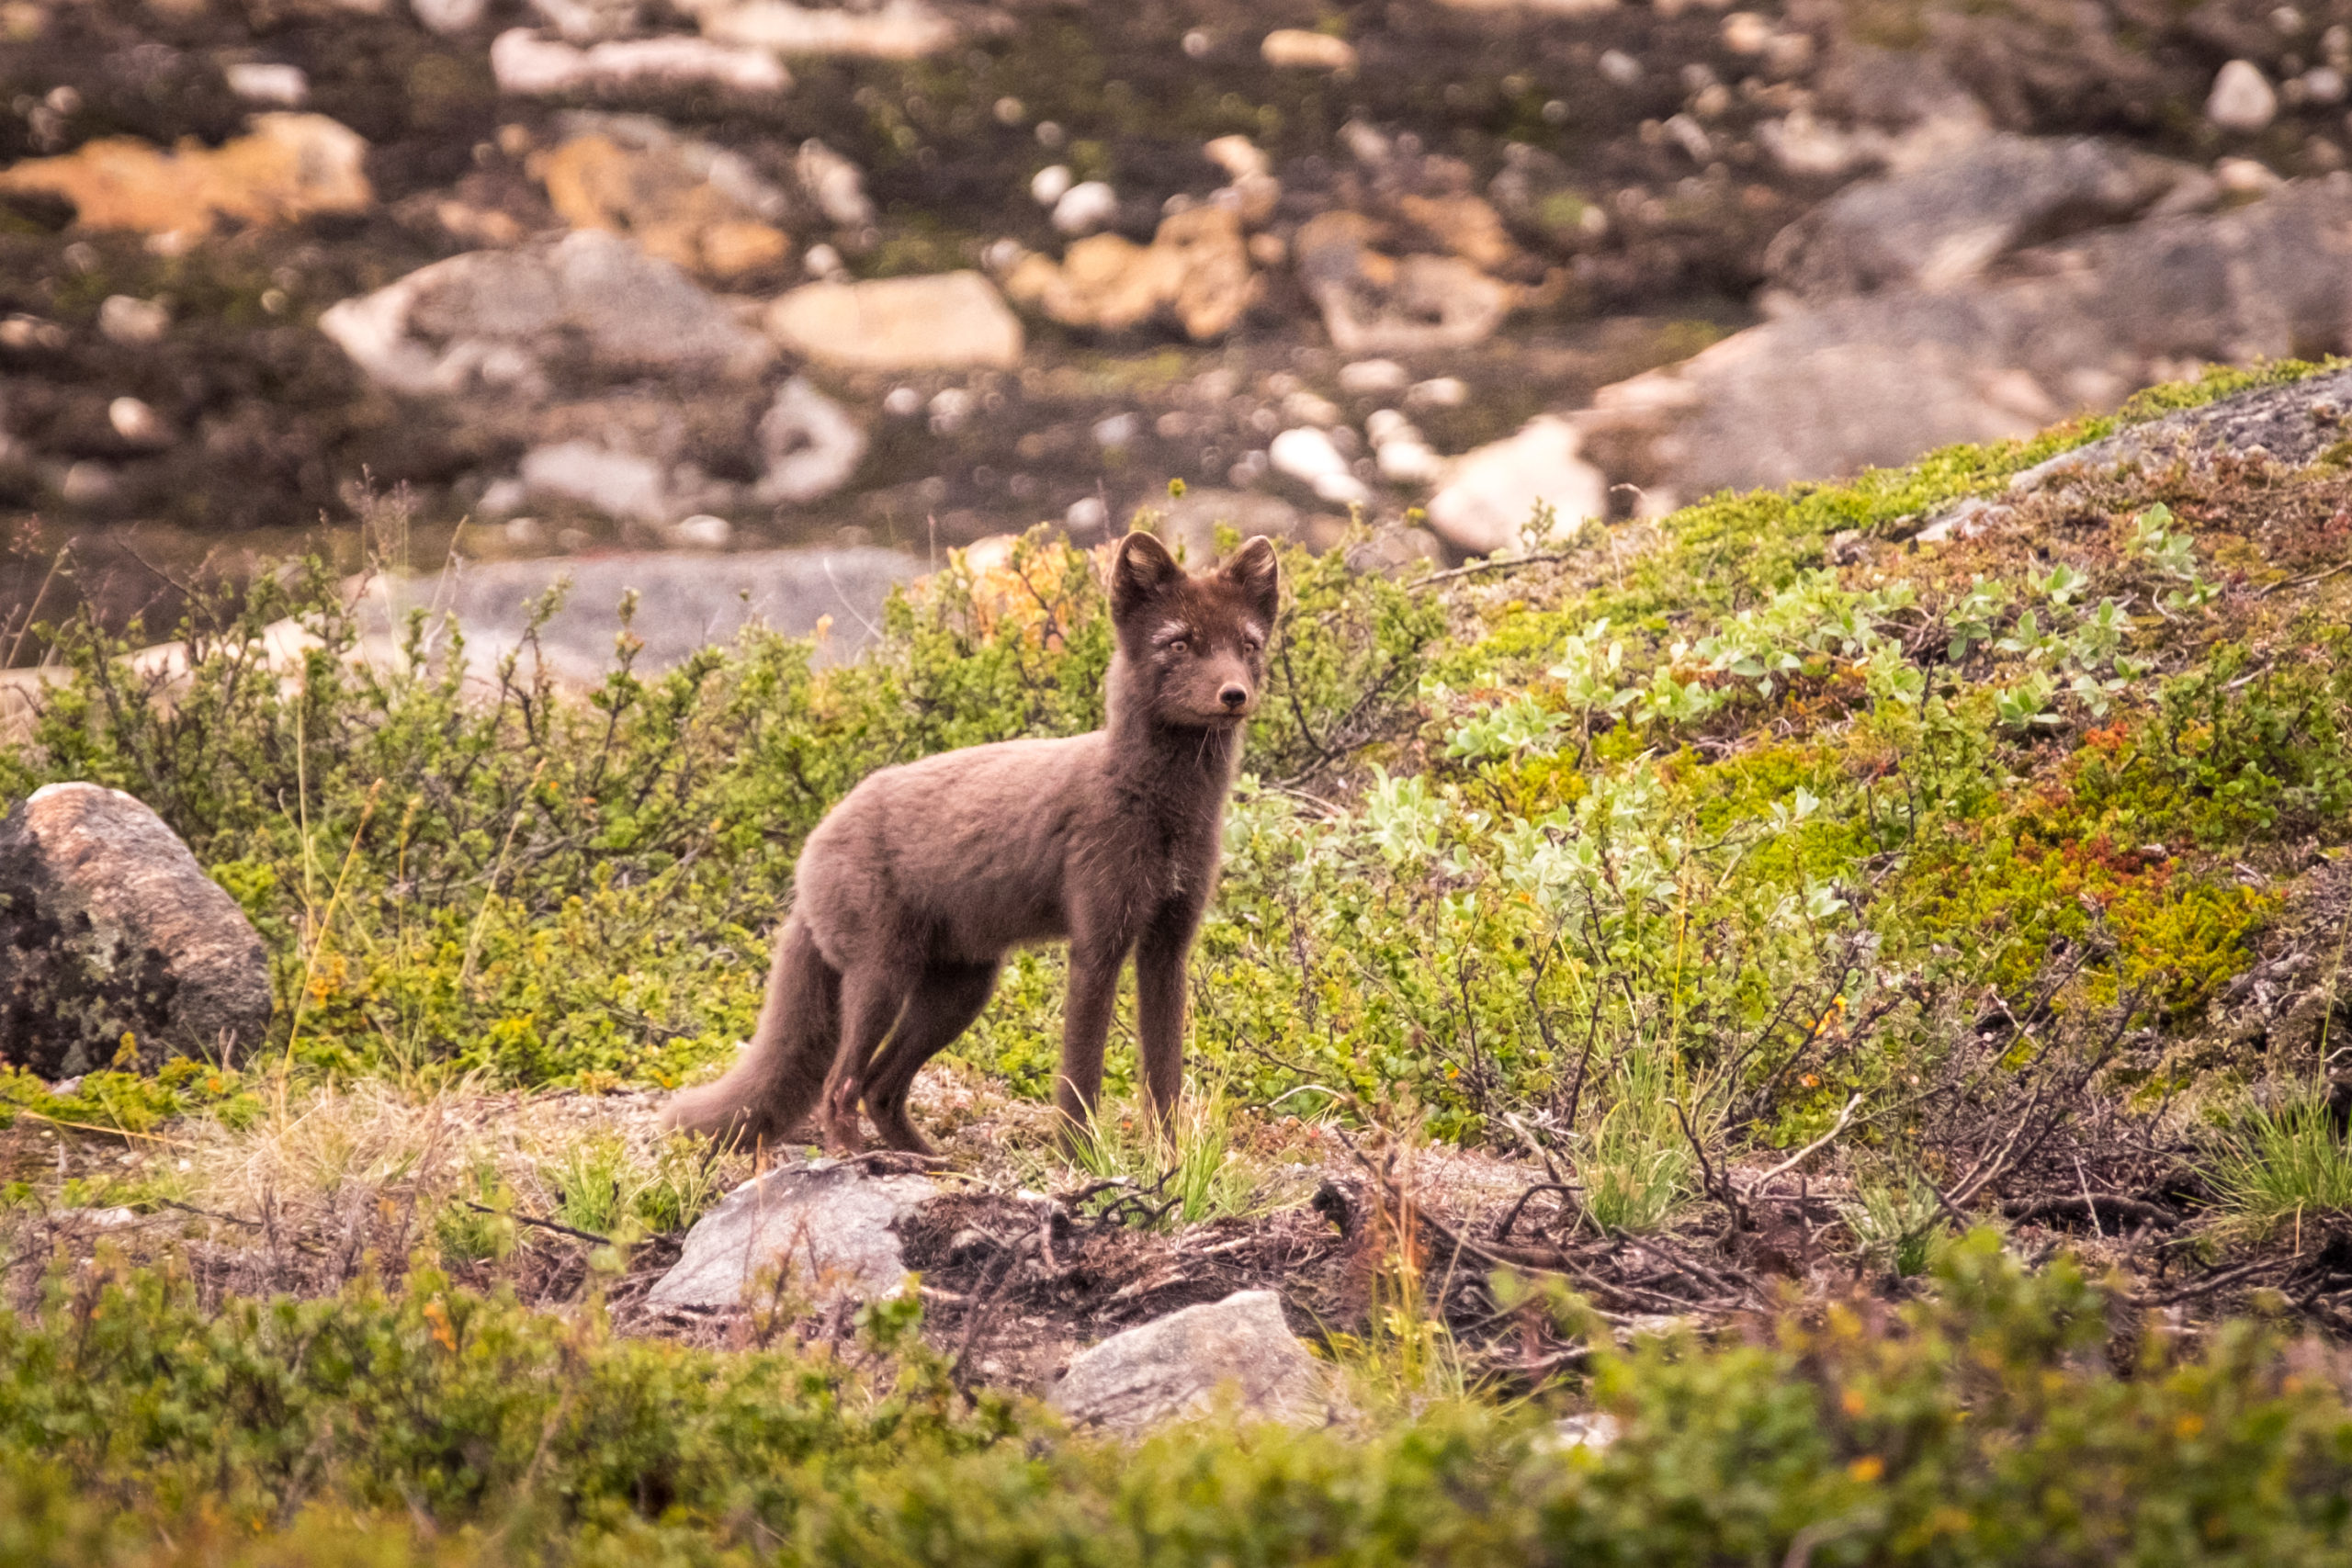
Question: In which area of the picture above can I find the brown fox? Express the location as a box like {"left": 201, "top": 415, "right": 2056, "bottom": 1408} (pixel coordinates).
{"left": 665, "top": 531, "right": 1279, "bottom": 1155}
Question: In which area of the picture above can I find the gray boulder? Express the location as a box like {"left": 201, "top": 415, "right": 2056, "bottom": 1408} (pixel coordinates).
{"left": 0, "top": 784, "right": 272, "bottom": 1077}
{"left": 1047, "top": 1290, "right": 1329, "bottom": 1434}
{"left": 1580, "top": 177, "right": 2352, "bottom": 502}
{"left": 645, "top": 1159, "right": 939, "bottom": 1314}
{"left": 1764, "top": 134, "right": 2208, "bottom": 304}
{"left": 319, "top": 232, "right": 873, "bottom": 528}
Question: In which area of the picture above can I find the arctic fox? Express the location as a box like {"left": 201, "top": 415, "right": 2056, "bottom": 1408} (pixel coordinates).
{"left": 666, "top": 531, "right": 1278, "bottom": 1154}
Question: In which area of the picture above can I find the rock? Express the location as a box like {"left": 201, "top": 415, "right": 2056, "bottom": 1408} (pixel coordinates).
{"left": 1050, "top": 179, "right": 1119, "bottom": 236}
{"left": 489, "top": 28, "right": 789, "bottom": 96}
{"left": 1545, "top": 1413, "right": 1622, "bottom": 1452}
{"left": 1295, "top": 212, "right": 1516, "bottom": 355}
{"left": 766, "top": 271, "right": 1022, "bottom": 371}
{"left": 1003, "top": 207, "right": 1258, "bottom": 341}
{"left": 1030, "top": 164, "right": 1072, "bottom": 206}
{"left": 678, "top": 0, "right": 957, "bottom": 57}
{"left": 222, "top": 62, "right": 308, "bottom": 107}
{"left": 2208, "top": 60, "right": 2278, "bottom": 133}
{"left": 1047, "top": 1291, "right": 1328, "bottom": 1434}
{"left": 1764, "top": 135, "right": 2209, "bottom": 303}
{"left": 1261, "top": 29, "right": 1356, "bottom": 72}
{"left": 363, "top": 546, "right": 916, "bottom": 683}
{"left": 411, "top": 0, "right": 487, "bottom": 31}
{"left": 0, "top": 783, "right": 273, "bottom": 1077}
{"left": 645, "top": 1159, "right": 940, "bottom": 1313}
{"left": 1915, "top": 363, "right": 2352, "bottom": 538}
{"left": 107, "top": 397, "right": 165, "bottom": 446}
{"left": 533, "top": 118, "right": 795, "bottom": 280}
{"left": 1394, "top": 191, "right": 1524, "bottom": 276}
{"left": 1408, "top": 377, "right": 1468, "bottom": 408}
{"left": 1721, "top": 11, "right": 1771, "bottom": 54}
{"left": 0, "top": 112, "right": 370, "bottom": 241}
{"left": 666, "top": 513, "right": 732, "bottom": 549}
{"left": 1597, "top": 48, "right": 1641, "bottom": 85}
{"left": 754, "top": 376, "right": 869, "bottom": 504}
{"left": 516, "top": 441, "right": 671, "bottom": 523}
{"left": 318, "top": 233, "right": 871, "bottom": 525}
{"left": 1270, "top": 426, "right": 1368, "bottom": 505}
{"left": 797, "top": 141, "right": 874, "bottom": 229}
{"left": 1426, "top": 415, "right": 1605, "bottom": 555}
{"left": 1338, "top": 358, "right": 1408, "bottom": 395}
{"left": 96, "top": 295, "right": 168, "bottom": 345}
{"left": 1155, "top": 488, "right": 1305, "bottom": 564}
{"left": 1577, "top": 177, "right": 2352, "bottom": 499}
{"left": 320, "top": 231, "right": 775, "bottom": 399}
{"left": 1203, "top": 135, "right": 1269, "bottom": 181}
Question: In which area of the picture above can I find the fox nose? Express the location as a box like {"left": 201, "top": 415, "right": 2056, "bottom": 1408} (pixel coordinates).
{"left": 1219, "top": 683, "right": 1250, "bottom": 710}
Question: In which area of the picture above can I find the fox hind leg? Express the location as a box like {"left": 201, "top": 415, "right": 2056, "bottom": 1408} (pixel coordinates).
{"left": 862, "top": 961, "right": 1000, "bottom": 1155}
{"left": 822, "top": 966, "right": 908, "bottom": 1155}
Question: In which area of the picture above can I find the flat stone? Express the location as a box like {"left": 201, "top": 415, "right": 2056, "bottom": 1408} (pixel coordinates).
{"left": 1047, "top": 1291, "right": 1329, "bottom": 1434}
{"left": 680, "top": 0, "right": 957, "bottom": 57}
{"left": 1294, "top": 212, "right": 1516, "bottom": 355}
{"left": 646, "top": 1160, "right": 940, "bottom": 1313}
{"left": 0, "top": 784, "right": 273, "bottom": 1077}
{"left": 766, "top": 272, "right": 1023, "bottom": 371}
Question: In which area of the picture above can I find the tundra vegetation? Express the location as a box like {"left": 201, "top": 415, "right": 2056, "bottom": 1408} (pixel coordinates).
{"left": 6, "top": 363, "right": 2352, "bottom": 1562}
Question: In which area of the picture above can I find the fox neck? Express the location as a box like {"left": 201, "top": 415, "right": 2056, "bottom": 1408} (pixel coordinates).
{"left": 1104, "top": 656, "right": 1243, "bottom": 794}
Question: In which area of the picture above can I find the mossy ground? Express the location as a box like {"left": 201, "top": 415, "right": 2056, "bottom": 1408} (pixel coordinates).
{"left": 3, "top": 363, "right": 2352, "bottom": 1561}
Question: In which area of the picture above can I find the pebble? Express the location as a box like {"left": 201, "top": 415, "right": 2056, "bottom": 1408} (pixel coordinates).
{"left": 1091, "top": 412, "right": 1139, "bottom": 446}
{"left": 1599, "top": 50, "right": 1642, "bottom": 86}
{"left": 667, "top": 513, "right": 732, "bottom": 549}
{"left": 1261, "top": 28, "right": 1357, "bottom": 72}
{"left": 2306, "top": 66, "right": 2347, "bottom": 104}
{"left": 1065, "top": 495, "right": 1108, "bottom": 532}
{"left": 2207, "top": 60, "right": 2279, "bottom": 133}
{"left": 1204, "top": 135, "right": 1270, "bottom": 181}
{"left": 223, "top": 62, "right": 308, "bottom": 107}
{"left": 1338, "top": 358, "right": 1409, "bottom": 394}
{"left": 97, "top": 294, "right": 169, "bottom": 345}
{"left": 1051, "top": 179, "right": 1118, "bottom": 235}
{"left": 1280, "top": 389, "right": 1342, "bottom": 426}
{"left": 1407, "top": 376, "right": 1468, "bottom": 409}
{"left": 883, "top": 386, "right": 923, "bottom": 417}
{"left": 1721, "top": 11, "right": 1772, "bottom": 53}
{"left": 1030, "top": 164, "right": 1073, "bottom": 206}
{"left": 1269, "top": 426, "right": 1369, "bottom": 503}
{"left": 107, "top": 396, "right": 165, "bottom": 445}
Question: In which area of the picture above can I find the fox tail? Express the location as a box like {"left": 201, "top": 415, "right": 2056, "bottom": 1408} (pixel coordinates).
{"left": 664, "top": 914, "right": 838, "bottom": 1148}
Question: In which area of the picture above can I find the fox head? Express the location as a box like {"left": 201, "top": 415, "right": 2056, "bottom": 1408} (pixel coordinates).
{"left": 1108, "top": 531, "right": 1280, "bottom": 729}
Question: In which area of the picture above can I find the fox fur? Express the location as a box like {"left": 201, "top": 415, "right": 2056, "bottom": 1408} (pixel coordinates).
{"left": 665, "top": 530, "right": 1280, "bottom": 1154}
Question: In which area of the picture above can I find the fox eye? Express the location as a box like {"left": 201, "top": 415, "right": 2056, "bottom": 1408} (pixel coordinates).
{"left": 1243, "top": 635, "right": 1264, "bottom": 654}
{"left": 1166, "top": 636, "right": 1189, "bottom": 654}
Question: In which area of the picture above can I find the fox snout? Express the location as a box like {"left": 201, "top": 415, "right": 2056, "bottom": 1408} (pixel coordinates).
{"left": 1218, "top": 682, "right": 1249, "bottom": 712}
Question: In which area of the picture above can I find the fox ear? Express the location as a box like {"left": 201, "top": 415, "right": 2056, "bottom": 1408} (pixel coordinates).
{"left": 1112, "top": 530, "right": 1184, "bottom": 620}
{"left": 1223, "top": 536, "right": 1280, "bottom": 626}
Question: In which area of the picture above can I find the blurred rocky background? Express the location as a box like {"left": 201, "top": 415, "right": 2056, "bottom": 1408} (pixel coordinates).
{"left": 6, "top": 0, "right": 2351, "bottom": 653}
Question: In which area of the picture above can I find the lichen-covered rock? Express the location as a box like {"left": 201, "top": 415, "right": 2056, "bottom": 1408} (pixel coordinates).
{"left": 0, "top": 784, "right": 272, "bottom": 1077}
{"left": 1002, "top": 207, "right": 1257, "bottom": 341}
{"left": 646, "top": 1159, "right": 939, "bottom": 1313}
{"left": 1294, "top": 211, "right": 1517, "bottom": 355}
{"left": 0, "top": 113, "right": 369, "bottom": 243}
{"left": 532, "top": 118, "right": 795, "bottom": 280}
{"left": 1047, "top": 1291, "right": 1329, "bottom": 1434}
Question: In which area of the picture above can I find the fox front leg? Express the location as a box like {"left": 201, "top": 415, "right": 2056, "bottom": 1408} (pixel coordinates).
{"left": 1133, "top": 905, "right": 1200, "bottom": 1140}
